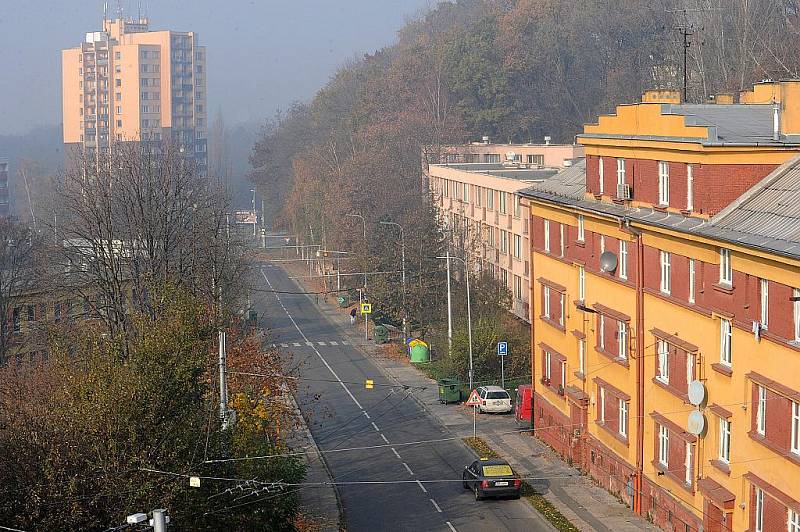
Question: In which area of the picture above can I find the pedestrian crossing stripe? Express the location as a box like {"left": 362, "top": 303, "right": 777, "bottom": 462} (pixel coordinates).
{"left": 271, "top": 340, "right": 350, "bottom": 347}
{"left": 280, "top": 343, "right": 288, "bottom": 347}
{"left": 329, "top": 341, "right": 338, "bottom": 346}
{"left": 306, "top": 342, "right": 313, "bottom": 346}
{"left": 317, "top": 341, "right": 326, "bottom": 346}
{"left": 293, "top": 342, "right": 301, "bottom": 347}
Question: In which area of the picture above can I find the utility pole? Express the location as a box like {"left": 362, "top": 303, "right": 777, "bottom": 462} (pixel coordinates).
{"left": 680, "top": 24, "right": 693, "bottom": 103}
{"left": 445, "top": 246, "right": 453, "bottom": 356}
{"left": 251, "top": 189, "right": 257, "bottom": 237}
{"left": 437, "top": 253, "right": 473, "bottom": 389}
{"left": 218, "top": 330, "right": 229, "bottom": 428}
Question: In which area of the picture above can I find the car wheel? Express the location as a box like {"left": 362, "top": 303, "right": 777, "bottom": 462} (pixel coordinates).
{"left": 474, "top": 486, "right": 483, "bottom": 501}
{"left": 462, "top": 473, "right": 469, "bottom": 490}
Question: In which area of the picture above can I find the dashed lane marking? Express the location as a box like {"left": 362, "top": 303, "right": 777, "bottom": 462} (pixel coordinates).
{"left": 446, "top": 522, "right": 456, "bottom": 531}
{"left": 403, "top": 462, "right": 414, "bottom": 476}
{"left": 363, "top": 412, "right": 371, "bottom": 419}
{"left": 380, "top": 434, "right": 389, "bottom": 444}
{"left": 371, "top": 422, "right": 380, "bottom": 432}
{"left": 430, "top": 499, "right": 442, "bottom": 513}
{"left": 416, "top": 480, "right": 428, "bottom": 493}
{"left": 391, "top": 448, "right": 401, "bottom": 460}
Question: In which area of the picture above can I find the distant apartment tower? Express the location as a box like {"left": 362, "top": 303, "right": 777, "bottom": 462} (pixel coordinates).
{"left": 0, "top": 158, "right": 8, "bottom": 217}
{"left": 61, "top": 17, "right": 207, "bottom": 172}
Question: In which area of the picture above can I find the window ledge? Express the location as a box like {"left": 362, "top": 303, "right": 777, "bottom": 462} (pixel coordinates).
{"left": 573, "top": 371, "right": 586, "bottom": 381}
{"left": 651, "top": 377, "right": 690, "bottom": 402}
{"left": 712, "top": 282, "right": 734, "bottom": 295}
{"left": 710, "top": 459, "right": 731, "bottom": 476}
{"left": 595, "top": 420, "right": 629, "bottom": 445}
{"left": 652, "top": 460, "right": 694, "bottom": 494}
{"left": 653, "top": 205, "right": 668, "bottom": 212}
{"left": 540, "top": 316, "right": 566, "bottom": 332}
{"left": 575, "top": 240, "right": 585, "bottom": 247}
{"left": 748, "top": 431, "right": 800, "bottom": 466}
{"left": 711, "top": 363, "right": 733, "bottom": 377}
{"left": 595, "top": 346, "right": 630, "bottom": 368}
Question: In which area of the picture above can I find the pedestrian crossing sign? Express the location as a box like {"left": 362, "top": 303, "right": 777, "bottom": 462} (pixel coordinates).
{"left": 465, "top": 389, "right": 482, "bottom": 406}
{"left": 360, "top": 303, "right": 372, "bottom": 315}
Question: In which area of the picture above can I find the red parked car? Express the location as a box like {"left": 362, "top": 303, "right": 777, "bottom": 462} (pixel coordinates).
{"left": 514, "top": 385, "right": 532, "bottom": 426}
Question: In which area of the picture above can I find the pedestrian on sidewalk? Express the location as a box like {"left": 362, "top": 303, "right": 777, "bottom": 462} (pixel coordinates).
{"left": 350, "top": 307, "right": 357, "bottom": 325}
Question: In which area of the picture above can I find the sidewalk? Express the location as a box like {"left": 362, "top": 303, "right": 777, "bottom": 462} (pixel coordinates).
{"left": 293, "top": 280, "right": 656, "bottom": 532}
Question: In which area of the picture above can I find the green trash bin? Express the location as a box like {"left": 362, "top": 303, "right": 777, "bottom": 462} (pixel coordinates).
{"left": 438, "top": 378, "right": 461, "bottom": 404}
{"left": 374, "top": 324, "right": 389, "bottom": 344}
{"left": 247, "top": 309, "right": 258, "bottom": 324}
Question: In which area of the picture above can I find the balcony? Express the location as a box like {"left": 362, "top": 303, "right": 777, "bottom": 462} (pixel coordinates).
{"left": 513, "top": 299, "right": 530, "bottom": 322}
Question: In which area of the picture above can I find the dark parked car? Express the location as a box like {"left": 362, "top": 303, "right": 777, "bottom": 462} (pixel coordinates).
{"left": 462, "top": 458, "right": 522, "bottom": 500}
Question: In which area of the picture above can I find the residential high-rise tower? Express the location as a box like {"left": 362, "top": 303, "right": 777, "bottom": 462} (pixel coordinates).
{"left": 62, "top": 16, "right": 207, "bottom": 172}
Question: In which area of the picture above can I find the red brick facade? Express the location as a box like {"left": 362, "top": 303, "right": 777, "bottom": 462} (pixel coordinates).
{"left": 584, "top": 155, "right": 777, "bottom": 215}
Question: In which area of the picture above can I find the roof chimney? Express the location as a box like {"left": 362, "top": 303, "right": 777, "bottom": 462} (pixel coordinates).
{"left": 642, "top": 89, "right": 682, "bottom": 104}
{"left": 482, "top": 136, "right": 490, "bottom": 144}
{"left": 544, "top": 136, "right": 551, "bottom": 145}
{"left": 713, "top": 93, "right": 735, "bottom": 105}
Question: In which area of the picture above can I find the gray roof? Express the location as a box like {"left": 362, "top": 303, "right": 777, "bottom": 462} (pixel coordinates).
{"left": 438, "top": 163, "right": 558, "bottom": 181}
{"left": 519, "top": 159, "right": 586, "bottom": 200}
{"left": 580, "top": 104, "right": 800, "bottom": 146}
{"left": 697, "top": 155, "right": 800, "bottom": 257}
{"left": 518, "top": 159, "right": 800, "bottom": 260}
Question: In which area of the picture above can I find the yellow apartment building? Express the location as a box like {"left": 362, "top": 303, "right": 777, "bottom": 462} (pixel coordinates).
{"left": 62, "top": 16, "right": 207, "bottom": 172}
{"left": 426, "top": 142, "right": 583, "bottom": 322}
{"left": 520, "top": 83, "right": 800, "bottom": 532}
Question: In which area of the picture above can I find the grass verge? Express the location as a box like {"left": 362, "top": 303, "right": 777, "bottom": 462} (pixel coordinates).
{"left": 462, "top": 436, "right": 579, "bottom": 532}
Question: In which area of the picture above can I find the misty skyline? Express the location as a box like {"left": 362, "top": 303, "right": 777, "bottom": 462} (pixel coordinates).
{"left": 0, "top": 0, "right": 433, "bottom": 135}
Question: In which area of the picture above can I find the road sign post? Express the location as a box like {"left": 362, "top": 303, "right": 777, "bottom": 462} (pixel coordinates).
{"left": 465, "top": 389, "right": 482, "bottom": 438}
{"left": 497, "top": 342, "right": 508, "bottom": 390}
{"left": 360, "top": 302, "right": 372, "bottom": 342}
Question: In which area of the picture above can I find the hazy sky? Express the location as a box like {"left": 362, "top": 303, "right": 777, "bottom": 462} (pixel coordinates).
{"left": 0, "top": 0, "right": 434, "bottom": 135}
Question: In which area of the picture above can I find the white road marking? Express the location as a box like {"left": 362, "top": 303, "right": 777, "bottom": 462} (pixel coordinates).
{"left": 271, "top": 343, "right": 276, "bottom": 348}
{"left": 403, "top": 462, "right": 414, "bottom": 476}
{"left": 305, "top": 341, "right": 313, "bottom": 346}
{"left": 371, "top": 422, "right": 380, "bottom": 432}
{"left": 341, "top": 341, "right": 349, "bottom": 345}
{"left": 262, "top": 269, "right": 363, "bottom": 410}
{"left": 293, "top": 342, "right": 301, "bottom": 347}
{"left": 280, "top": 343, "right": 288, "bottom": 348}
{"left": 363, "top": 411, "right": 371, "bottom": 419}
{"left": 380, "top": 434, "right": 389, "bottom": 444}
{"left": 391, "top": 448, "right": 401, "bottom": 459}
{"left": 446, "top": 522, "right": 457, "bottom": 532}
{"left": 329, "top": 341, "right": 339, "bottom": 346}
{"left": 429, "top": 499, "right": 442, "bottom": 513}
{"left": 416, "top": 480, "right": 427, "bottom": 493}
{"left": 317, "top": 341, "right": 326, "bottom": 346}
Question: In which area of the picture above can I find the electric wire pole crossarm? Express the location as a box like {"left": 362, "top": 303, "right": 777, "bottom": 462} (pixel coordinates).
{"left": 436, "top": 253, "right": 474, "bottom": 391}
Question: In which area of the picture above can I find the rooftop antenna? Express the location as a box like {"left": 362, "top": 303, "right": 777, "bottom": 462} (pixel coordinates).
{"left": 103, "top": 1, "right": 108, "bottom": 24}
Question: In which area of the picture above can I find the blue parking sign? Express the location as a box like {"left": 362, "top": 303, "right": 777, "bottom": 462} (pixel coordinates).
{"left": 497, "top": 341, "right": 508, "bottom": 356}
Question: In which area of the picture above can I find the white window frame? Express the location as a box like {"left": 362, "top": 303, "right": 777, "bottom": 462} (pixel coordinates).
{"left": 688, "top": 259, "right": 696, "bottom": 304}
{"left": 560, "top": 360, "right": 566, "bottom": 390}
{"left": 687, "top": 354, "right": 695, "bottom": 388}
{"left": 792, "top": 401, "right": 800, "bottom": 456}
{"left": 756, "top": 385, "right": 766, "bottom": 436}
{"left": 794, "top": 288, "right": 800, "bottom": 342}
{"left": 543, "top": 285, "right": 551, "bottom": 319}
{"left": 559, "top": 293, "right": 565, "bottom": 326}
{"left": 599, "top": 157, "right": 605, "bottom": 194}
{"left": 514, "top": 275, "right": 522, "bottom": 300}
{"left": 514, "top": 234, "right": 522, "bottom": 259}
{"left": 658, "top": 161, "right": 670, "bottom": 205}
{"left": 544, "top": 351, "right": 552, "bottom": 380}
{"left": 600, "top": 386, "right": 606, "bottom": 422}
{"left": 543, "top": 220, "right": 550, "bottom": 252}
{"left": 499, "top": 191, "right": 507, "bottom": 214}
{"left": 619, "top": 399, "right": 628, "bottom": 438}
{"left": 719, "top": 248, "right": 732, "bottom": 286}
{"left": 618, "top": 321, "right": 627, "bottom": 360}
{"left": 578, "top": 265, "right": 585, "bottom": 301}
{"left": 760, "top": 279, "right": 769, "bottom": 328}
{"left": 686, "top": 164, "right": 694, "bottom": 211}
{"left": 559, "top": 224, "right": 564, "bottom": 257}
{"left": 685, "top": 441, "right": 693, "bottom": 486}
{"left": 657, "top": 340, "right": 669, "bottom": 384}
{"left": 486, "top": 188, "right": 494, "bottom": 209}
{"left": 600, "top": 235, "right": 605, "bottom": 254}
{"left": 599, "top": 315, "right": 605, "bottom": 349}
{"left": 500, "top": 229, "right": 508, "bottom": 254}
{"left": 658, "top": 425, "right": 669, "bottom": 466}
{"left": 577, "top": 215, "right": 585, "bottom": 242}
{"left": 720, "top": 318, "right": 732, "bottom": 367}
{"left": 579, "top": 338, "right": 586, "bottom": 375}
{"left": 619, "top": 240, "right": 628, "bottom": 280}
{"left": 719, "top": 417, "right": 731, "bottom": 463}
{"left": 660, "top": 251, "right": 671, "bottom": 294}
{"left": 755, "top": 487, "right": 764, "bottom": 532}
{"left": 617, "top": 158, "right": 626, "bottom": 186}
{"left": 463, "top": 182, "right": 469, "bottom": 203}
{"left": 790, "top": 509, "right": 800, "bottom": 532}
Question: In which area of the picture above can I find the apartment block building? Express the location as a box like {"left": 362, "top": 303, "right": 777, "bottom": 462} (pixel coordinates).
{"left": 62, "top": 17, "right": 207, "bottom": 172}
{"left": 521, "top": 84, "right": 800, "bottom": 532}
{"left": 426, "top": 143, "right": 583, "bottom": 322}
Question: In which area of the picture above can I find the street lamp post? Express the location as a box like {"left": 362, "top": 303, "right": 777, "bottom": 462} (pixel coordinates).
{"left": 346, "top": 213, "right": 368, "bottom": 341}
{"left": 250, "top": 189, "right": 257, "bottom": 237}
{"left": 437, "top": 253, "right": 474, "bottom": 391}
{"left": 380, "top": 221, "right": 407, "bottom": 346}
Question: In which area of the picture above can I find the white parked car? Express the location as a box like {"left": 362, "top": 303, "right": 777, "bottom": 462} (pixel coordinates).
{"left": 476, "top": 386, "right": 512, "bottom": 414}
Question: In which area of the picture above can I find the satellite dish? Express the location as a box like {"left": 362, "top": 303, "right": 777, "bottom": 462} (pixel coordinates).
{"left": 599, "top": 251, "right": 618, "bottom": 273}
{"left": 688, "top": 380, "right": 706, "bottom": 406}
{"left": 687, "top": 410, "right": 706, "bottom": 436}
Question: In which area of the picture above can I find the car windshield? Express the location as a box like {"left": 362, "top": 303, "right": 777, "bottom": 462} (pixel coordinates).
{"left": 486, "top": 391, "right": 509, "bottom": 399}
{"left": 482, "top": 464, "right": 513, "bottom": 477}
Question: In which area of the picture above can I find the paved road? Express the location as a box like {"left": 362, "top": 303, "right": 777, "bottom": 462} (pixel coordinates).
{"left": 254, "top": 253, "right": 553, "bottom": 532}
